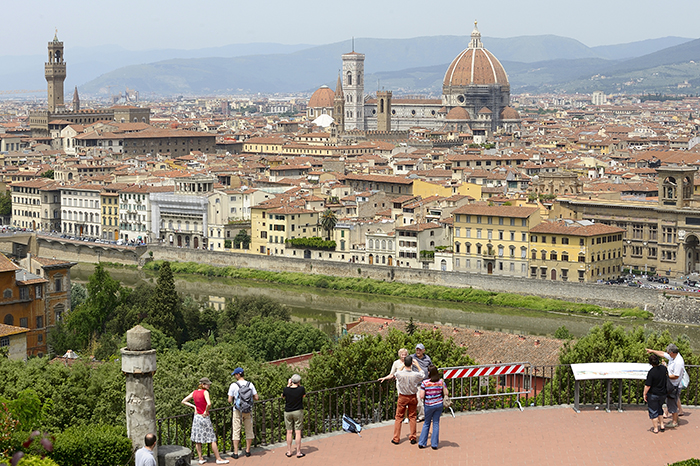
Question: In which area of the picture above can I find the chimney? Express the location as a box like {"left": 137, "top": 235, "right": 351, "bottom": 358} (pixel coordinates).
{"left": 518, "top": 335, "right": 526, "bottom": 341}
{"left": 535, "top": 339, "right": 541, "bottom": 346}
{"left": 474, "top": 330, "right": 482, "bottom": 336}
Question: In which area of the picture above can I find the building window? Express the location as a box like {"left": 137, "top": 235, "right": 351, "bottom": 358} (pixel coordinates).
{"left": 19, "top": 287, "right": 28, "bottom": 300}
{"left": 562, "top": 237, "right": 569, "bottom": 245}
{"left": 19, "top": 317, "right": 28, "bottom": 328}
{"left": 562, "top": 253, "right": 569, "bottom": 262}
{"left": 35, "top": 285, "right": 42, "bottom": 298}
{"left": 2, "top": 289, "right": 11, "bottom": 299}
{"left": 55, "top": 277, "right": 62, "bottom": 292}
{"left": 36, "top": 316, "right": 44, "bottom": 328}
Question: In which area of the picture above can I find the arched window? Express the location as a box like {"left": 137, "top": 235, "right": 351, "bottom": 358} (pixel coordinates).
{"left": 381, "top": 240, "right": 386, "bottom": 250}
{"left": 368, "top": 239, "right": 374, "bottom": 249}
{"left": 3, "top": 314, "right": 13, "bottom": 325}
{"left": 346, "top": 71, "right": 352, "bottom": 86}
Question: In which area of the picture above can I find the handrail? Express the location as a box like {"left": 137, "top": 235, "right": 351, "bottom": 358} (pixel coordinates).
{"left": 156, "top": 364, "right": 700, "bottom": 456}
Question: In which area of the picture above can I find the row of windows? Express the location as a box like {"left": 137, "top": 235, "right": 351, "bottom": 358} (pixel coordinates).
{"left": 456, "top": 215, "right": 527, "bottom": 227}
{"left": 454, "top": 258, "right": 528, "bottom": 274}
{"left": 455, "top": 228, "right": 528, "bottom": 242}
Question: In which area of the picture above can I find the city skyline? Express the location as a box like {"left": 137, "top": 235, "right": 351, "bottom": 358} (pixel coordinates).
{"left": 1, "top": 0, "right": 699, "bottom": 57}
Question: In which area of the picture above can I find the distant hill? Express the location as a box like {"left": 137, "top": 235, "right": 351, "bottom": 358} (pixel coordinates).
{"left": 591, "top": 36, "right": 692, "bottom": 60}
{"left": 5, "top": 35, "right": 699, "bottom": 97}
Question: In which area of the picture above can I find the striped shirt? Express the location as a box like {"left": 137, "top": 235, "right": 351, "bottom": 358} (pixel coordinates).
{"left": 421, "top": 379, "right": 445, "bottom": 407}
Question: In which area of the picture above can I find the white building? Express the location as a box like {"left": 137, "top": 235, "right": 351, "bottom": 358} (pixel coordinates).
{"left": 61, "top": 183, "right": 102, "bottom": 238}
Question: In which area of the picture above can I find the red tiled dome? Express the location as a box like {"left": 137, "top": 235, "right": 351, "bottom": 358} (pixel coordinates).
{"left": 308, "top": 86, "right": 335, "bottom": 108}
{"left": 500, "top": 106, "right": 520, "bottom": 120}
{"left": 443, "top": 24, "right": 508, "bottom": 87}
{"left": 446, "top": 107, "right": 470, "bottom": 120}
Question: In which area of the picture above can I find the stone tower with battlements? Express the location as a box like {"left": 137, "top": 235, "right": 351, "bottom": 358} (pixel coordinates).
{"left": 342, "top": 48, "right": 365, "bottom": 130}
{"left": 376, "top": 90, "right": 392, "bottom": 132}
{"left": 45, "top": 32, "right": 66, "bottom": 113}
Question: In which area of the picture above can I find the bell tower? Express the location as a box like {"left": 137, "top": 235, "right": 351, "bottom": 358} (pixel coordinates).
{"left": 342, "top": 44, "right": 365, "bottom": 131}
{"left": 46, "top": 31, "right": 66, "bottom": 113}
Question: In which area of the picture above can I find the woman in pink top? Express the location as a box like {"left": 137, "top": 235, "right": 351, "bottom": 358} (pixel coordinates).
{"left": 182, "top": 377, "right": 229, "bottom": 464}
{"left": 417, "top": 365, "right": 449, "bottom": 450}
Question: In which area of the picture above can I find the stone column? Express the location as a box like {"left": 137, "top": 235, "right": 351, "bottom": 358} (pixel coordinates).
{"left": 121, "top": 325, "right": 157, "bottom": 457}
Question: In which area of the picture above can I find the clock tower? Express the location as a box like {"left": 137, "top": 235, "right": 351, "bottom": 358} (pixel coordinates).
{"left": 45, "top": 31, "right": 66, "bottom": 113}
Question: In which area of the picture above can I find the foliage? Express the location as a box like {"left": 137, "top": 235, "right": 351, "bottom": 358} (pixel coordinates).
{"left": 50, "top": 424, "right": 131, "bottom": 466}
{"left": 405, "top": 317, "right": 417, "bottom": 336}
{"left": 217, "top": 296, "right": 290, "bottom": 338}
{"left": 233, "top": 230, "right": 251, "bottom": 249}
{"left": 224, "top": 239, "right": 232, "bottom": 249}
{"left": 669, "top": 461, "right": 700, "bottom": 466}
{"left": 537, "top": 322, "right": 696, "bottom": 405}
{"left": 40, "top": 170, "right": 54, "bottom": 179}
{"left": 553, "top": 326, "right": 574, "bottom": 340}
{"left": 305, "top": 328, "right": 474, "bottom": 391}
{"left": 146, "top": 262, "right": 184, "bottom": 342}
{"left": 234, "top": 317, "right": 330, "bottom": 361}
{"left": 0, "top": 390, "right": 42, "bottom": 432}
{"left": 0, "top": 404, "right": 18, "bottom": 456}
{"left": 69, "top": 284, "right": 87, "bottom": 311}
{"left": 320, "top": 209, "right": 337, "bottom": 240}
{"left": 0, "top": 455, "right": 58, "bottom": 466}
{"left": 285, "top": 237, "right": 336, "bottom": 250}
{"left": 0, "top": 192, "right": 11, "bottom": 217}
{"left": 144, "top": 261, "right": 648, "bottom": 318}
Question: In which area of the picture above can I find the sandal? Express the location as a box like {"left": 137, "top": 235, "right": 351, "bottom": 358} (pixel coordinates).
{"left": 297, "top": 452, "right": 305, "bottom": 458}
{"left": 650, "top": 427, "right": 658, "bottom": 434}
{"left": 286, "top": 452, "right": 293, "bottom": 458}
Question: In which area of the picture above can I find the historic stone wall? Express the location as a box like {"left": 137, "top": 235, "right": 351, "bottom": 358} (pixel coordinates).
{"left": 36, "top": 237, "right": 143, "bottom": 266}
{"left": 37, "top": 239, "right": 698, "bottom": 318}
{"left": 144, "top": 245, "right": 658, "bottom": 310}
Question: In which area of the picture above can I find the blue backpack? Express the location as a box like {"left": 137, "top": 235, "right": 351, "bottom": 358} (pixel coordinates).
{"left": 235, "top": 381, "right": 254, "bottom": 413}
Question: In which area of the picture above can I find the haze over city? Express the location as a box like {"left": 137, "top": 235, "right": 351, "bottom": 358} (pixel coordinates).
{"left": 2, "top": 0, "right": 699, "bottom": 56}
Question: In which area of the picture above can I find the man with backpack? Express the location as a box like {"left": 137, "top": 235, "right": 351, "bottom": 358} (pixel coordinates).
{"left": 228, "top": 367, "right": 259, "bottom": 458}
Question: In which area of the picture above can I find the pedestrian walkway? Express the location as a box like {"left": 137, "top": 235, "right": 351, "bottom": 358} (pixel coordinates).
{"left": 194, "top": 406, "right": 699, "bottom": 465}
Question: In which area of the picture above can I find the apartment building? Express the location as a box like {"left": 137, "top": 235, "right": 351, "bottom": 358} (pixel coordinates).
{"left": 60, "top": 183, "right": 103, "bottom": 238}
{"left": 451, "top": 204, "right": 541, "bottom": 277}
{"left": 529, "top": 219, "right": 625, "bottom": 282}
{"left": 11, "top": 179, "right": 58, "bottom": 231}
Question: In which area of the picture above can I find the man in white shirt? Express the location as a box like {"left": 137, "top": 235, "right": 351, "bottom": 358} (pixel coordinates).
{"left": 228, "top": 367, "right": 260, "bottom": 458}
{"left": 135, "top": 433, "right": 157, "bottom": 466}
{"left": 387, "top": 356, "right": 424, "bottom": 445}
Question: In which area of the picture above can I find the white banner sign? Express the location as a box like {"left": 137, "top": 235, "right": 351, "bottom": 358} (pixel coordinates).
{"left": 571, "top": 362, "right": 652, "bottom": 381}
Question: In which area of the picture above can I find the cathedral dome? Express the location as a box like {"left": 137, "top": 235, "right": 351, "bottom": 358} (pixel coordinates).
{"left": 446, "top": 106, "right": 470, "bottom": 120}
{"left": 500, "top": 106, "right": 520, "bottom": 120}
{"left": 443, "top": 24, "right": 508, "bottom": 87}
{"left": 308, "top": 85, "right": 335, "bottom": 109}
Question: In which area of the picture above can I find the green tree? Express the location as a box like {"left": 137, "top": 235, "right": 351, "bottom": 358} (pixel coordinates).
{"left": 70, "top": 283, "right": 88, "bottom": 311}
{"left": 305, "top": 328, "right": 474, "bottom": 390}
{"left": 0, "top": 192, "right": 11, "bottom": 217}
{"left": 553, "top": 325, "right": 573, "bottom": 340}
{"left": 405, "top": 317, "right": 417, "bottom": 336}
{"left": 233, "top": 230, "right": 251, "bottom": 249}
{"left": 59, "top": 265, "right": 122, "bottom": 351}
{"left": 320, "top": 209, "right": 337, "bottom": 241}
{"left": 146, "top": 261, "right": 184, "bottom": 342}
{"left": 41, "top": 170, "right": 54, "bottom": 179}
{"left": 235, "top": 317, "right": 330, "bottom": 361}
{"left": 217, "top": 296, "right": 289, "bottom": 339}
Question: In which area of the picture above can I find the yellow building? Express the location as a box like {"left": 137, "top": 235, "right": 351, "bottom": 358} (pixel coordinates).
{"left": 529, "top": 219, "right": 625, "bottom": 283}
{"left": 250, "top": 204, "right": 320, "bottom": 256}
{"left": 101, "top": 190, "right": 120, "bottom": 241}
{"left": 412, "top": 179, "right": 481, "bottom": 200}
{"left": 451, "top": 205, "right": 541, "bottom": 277}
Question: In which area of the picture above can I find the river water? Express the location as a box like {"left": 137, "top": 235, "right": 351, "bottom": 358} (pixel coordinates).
{"left": 72, "top": 264, "right": 700, "bottom": 350}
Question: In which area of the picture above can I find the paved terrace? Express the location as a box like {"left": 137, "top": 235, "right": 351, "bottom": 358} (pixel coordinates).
{"left": 193, "top": 405, "right": 698, "bottom": 465}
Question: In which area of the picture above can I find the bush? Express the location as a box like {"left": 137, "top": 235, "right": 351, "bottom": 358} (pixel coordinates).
{"left": 51, "top": 424, "right": 131, "bottom": 466}
{"left": 0, "top": 455, "right": 59, "bottom": 466}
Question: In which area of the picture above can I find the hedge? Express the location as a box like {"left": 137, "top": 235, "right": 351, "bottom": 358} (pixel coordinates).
{"left": 50, "top": 425, "right": 131, "bottom": 466}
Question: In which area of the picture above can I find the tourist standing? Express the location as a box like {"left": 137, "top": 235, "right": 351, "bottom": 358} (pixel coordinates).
{"left": 380, "top": 348, "right": 410, "bottom": 423}
{"left": 411, "top": 343, "right": 432, "bottom": 421}
{"left": 418, "top": 365, "right": 449, "bottom": 450}
{"left": 643, "top": 353, "right": 668, "bottom": 434}
{"left": 228, "top": 367, "right": 259, "bottom": 458}
{"left": 389, "top": 356, "right": 425, "bottom": 445}
{"left": 283, "top": 374, "right": 306, "bottom": 458}
{"left": 182, "top": 377, "right": 228, "bottom": 464}
{"left": 646, "top": 344, "right": 685, "bottom": 427}
{"left": 135, "top": 433, "right": 157, "bottom": 466}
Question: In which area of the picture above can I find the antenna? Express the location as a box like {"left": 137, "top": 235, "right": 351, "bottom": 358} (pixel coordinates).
{"left": 352, "top": 37, "right": 355, "bottom": 52}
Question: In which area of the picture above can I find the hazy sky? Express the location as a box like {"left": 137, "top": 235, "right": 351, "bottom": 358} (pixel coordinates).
{"left": 4, "top": 0, "right": 699, "bottom": 56}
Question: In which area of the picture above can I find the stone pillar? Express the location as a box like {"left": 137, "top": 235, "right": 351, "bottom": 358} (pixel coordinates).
{"left": 121, "top": 325, "right": 157, "bottom": 458}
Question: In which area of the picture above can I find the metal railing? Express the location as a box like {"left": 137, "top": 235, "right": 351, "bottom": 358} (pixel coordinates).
{"left": 156, "top": 364, "right": 700, "bottom": 454}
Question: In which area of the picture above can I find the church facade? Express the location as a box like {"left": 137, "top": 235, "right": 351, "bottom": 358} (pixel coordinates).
{"left": 309, "top": 24, "right": 520, "bottom": 140}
